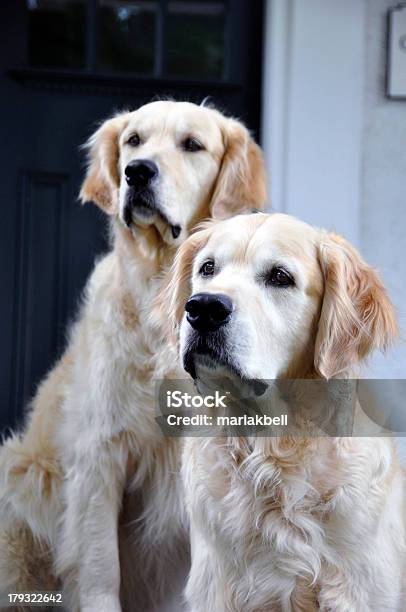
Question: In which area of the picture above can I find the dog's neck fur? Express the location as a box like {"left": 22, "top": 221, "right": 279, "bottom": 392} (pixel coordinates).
{"left": 113, "top": 220, "right": 176, "bottom": 294}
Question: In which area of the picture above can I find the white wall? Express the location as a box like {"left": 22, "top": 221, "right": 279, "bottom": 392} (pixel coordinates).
{"left": 262, "top": 0, "right": 365, "bottom": 246}
{"left": 262, "top": 0, "right": 406, "bottom": 380}
{"left": 361, "top": 0, "right": 406, "bottom": 379}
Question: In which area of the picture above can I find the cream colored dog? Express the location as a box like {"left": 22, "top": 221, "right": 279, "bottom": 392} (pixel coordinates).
{"left": 0, "top": 101, "right": 265, "bottom": 611}
{"left": 163, "top": 212, "right": 406, "bottom": 611}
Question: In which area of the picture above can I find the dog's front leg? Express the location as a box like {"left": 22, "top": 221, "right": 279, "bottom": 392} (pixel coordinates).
{"left": 185, "top": 522, "right": 230, "bottom": 612}
{"left": 57, "top": 438, "right": 128, "bottom": 612}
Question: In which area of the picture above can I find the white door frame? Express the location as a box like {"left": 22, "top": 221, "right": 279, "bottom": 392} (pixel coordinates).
{"left": 261, "top": 0, "right": 366, "bottom": 246}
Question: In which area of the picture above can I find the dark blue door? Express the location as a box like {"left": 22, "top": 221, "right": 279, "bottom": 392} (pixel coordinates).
{"left": 0, "top": 0, "right": 264, "bottom": 431}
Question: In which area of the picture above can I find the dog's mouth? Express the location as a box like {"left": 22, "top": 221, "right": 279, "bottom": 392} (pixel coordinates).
{"left": 183, "top": 328, "right": 231, "bottom": 379}
{"left": 183, "top": 330, "right": 268, "bottom": 397}
{"left": 122, "top": 187, "right": 181, "bottom": 242}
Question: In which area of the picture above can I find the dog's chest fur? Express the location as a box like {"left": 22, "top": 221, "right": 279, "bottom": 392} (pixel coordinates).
{"left": 183, "top": 436, "right": 405, "bottom": 611}
{"left": 62, "top": 250, "right": 177, "bottom": 427}
{"left": 57, "top": 247, "right": 184, "bottom": 519}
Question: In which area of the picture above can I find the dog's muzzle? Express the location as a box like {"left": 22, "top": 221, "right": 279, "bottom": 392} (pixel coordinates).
{"left": 123, "top": 159, "right": 181, "bottom": 239}
{"left": 182, "top": 293, "right": 268, "bottom": 397}
{"left": 183, "top": 293, "right": 234, "bottom": 378}
{"left": 124, "top": 158, "right": 158, "bottom": 224}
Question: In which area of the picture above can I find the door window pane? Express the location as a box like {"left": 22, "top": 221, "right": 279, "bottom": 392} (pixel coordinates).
{"left": 27, "top": 0, "right": 86, "bottom": 69}
{"left": 26, "top": 0, "right": 228, "bottom": 80}
{"left": 98, "top": 0, "right": 157, "bottom": 73}
{"left": 166, "top": 1, "right": 226, "bottom": 79}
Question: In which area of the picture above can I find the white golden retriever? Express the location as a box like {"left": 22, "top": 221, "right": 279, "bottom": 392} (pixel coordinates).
{"left": 0, "top": 101, "right": 266, "bottom": 611}
{"left": 162, "top": 212, "right": 406, "bottom": 611}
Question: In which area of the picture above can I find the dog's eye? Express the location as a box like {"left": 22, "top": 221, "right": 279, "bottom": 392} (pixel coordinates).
{"left": 182, "top": 137, "right": 204, "bottom": 153}
{"left": 128, "top": 133, "right": 140, "bottom": 147}
{"left": 199, "top": 260, "right": 215, "bottom": 276}
{"left": 266, "top": 267, "right": 295, "bottom": 288}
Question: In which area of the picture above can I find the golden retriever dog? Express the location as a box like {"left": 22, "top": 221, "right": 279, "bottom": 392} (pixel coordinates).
{"left": 162, "top": 212, "right": 406, "bottom": 611}
{"left": 0, "top": 101, "right": 266, "bottom": 611}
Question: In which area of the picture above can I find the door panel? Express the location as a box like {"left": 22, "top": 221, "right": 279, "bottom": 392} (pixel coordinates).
{"left": 11, "top": 172, "right": 69, "bottom": 411}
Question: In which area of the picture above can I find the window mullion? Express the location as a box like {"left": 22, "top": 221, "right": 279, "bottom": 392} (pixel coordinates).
{"left": 155, "top": 0, "right": 167, "bottom": 77}
{"left": 86, "top": 0, "right": 98, "bottom": 72}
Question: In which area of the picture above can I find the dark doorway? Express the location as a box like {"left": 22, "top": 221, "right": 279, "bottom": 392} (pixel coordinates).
{"left": 0, "top": 0, "right": 264, "bottom": 431}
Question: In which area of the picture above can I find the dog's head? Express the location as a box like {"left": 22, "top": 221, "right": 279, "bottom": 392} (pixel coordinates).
{"left": 79, "top": 101, "right": 266, "bottom": 246}
{"left": 161, "top": 213, "right": 397, "bottom": 384}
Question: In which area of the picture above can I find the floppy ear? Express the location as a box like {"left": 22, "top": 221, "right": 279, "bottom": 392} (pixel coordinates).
{"left": 210, "top": 118, "right": 267, "bottom": 219}
{"left": 79, "top": 112, "right": 130, "bottom": 214}
{"left": 154, "top": 223, "right": 214, "bottom": 337}
{"left": 315, "top": 233, "right": 398, "bottom": 379}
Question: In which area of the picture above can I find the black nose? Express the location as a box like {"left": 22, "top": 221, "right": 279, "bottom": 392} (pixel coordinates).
{"left": 185, "top": 293, "right": 233, "bottom": 333}
{"left": 125, "top": 159, "right": 158, "bottom": 187}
